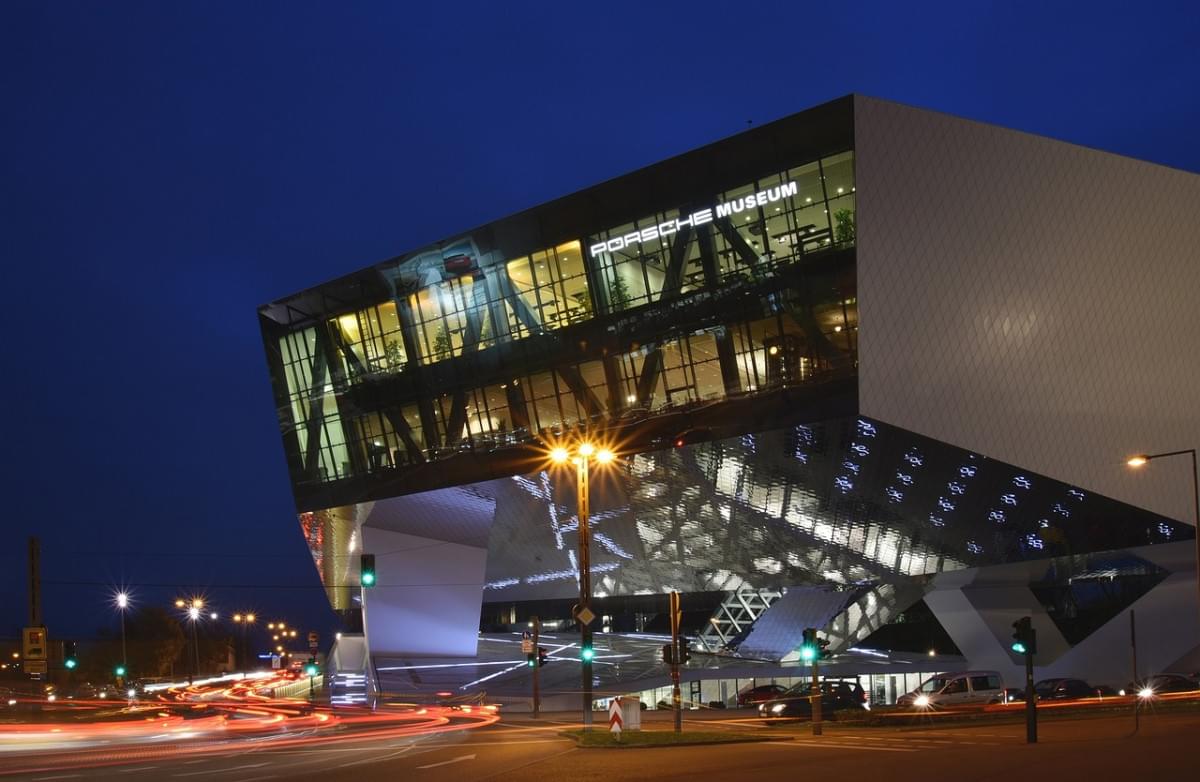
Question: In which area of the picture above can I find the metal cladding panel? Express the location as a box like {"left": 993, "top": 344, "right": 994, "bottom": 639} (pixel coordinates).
{"left": 854, "top": 95, "right": 1200, "bottom": 525}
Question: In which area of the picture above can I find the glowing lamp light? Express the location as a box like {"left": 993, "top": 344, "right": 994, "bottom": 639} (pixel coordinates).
{"left": 233, "top": 614, "right": 243, "bottom": 622}
{"left": 188, "top": 607, "right": 200, "bottom": 620}
{"left": 595, "top": 448, "right": 614, "bottom": 465}
{"left": 1139, "top": 687, "right": 1155, "bottom": 699}
{"left": 175, "top": 599, "right": 186, "bottom": 608}
{"left": 578, "top": 442, "right": 595, "bottom": 457}
{"left": 1126, "top": 455, "right": 1149, "bottom": 468}
{"left": 246, "top": 614, "right": 256, "bottom": 623}
{"left": 914, "top": 695, "right": 930, "bottom": 708}
{"left": 116, "top": 592, "right": 129, "bottom": 609}
{"left": 550, "top": 447, "right": 570, "bottom": 464}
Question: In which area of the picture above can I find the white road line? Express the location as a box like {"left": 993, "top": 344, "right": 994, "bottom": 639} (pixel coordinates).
{"left": 172, "top": 762, "right": 269, "bottom": 777}
{"left": 769, "top": 741, "right": 916, "bottom": 753}
{"left": 417, "top": 753, "right": 477, "bottom": 770}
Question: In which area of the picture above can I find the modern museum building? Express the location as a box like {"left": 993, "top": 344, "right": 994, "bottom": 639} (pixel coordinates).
{"left": 258, "top": 95, "right": 1200, "bottom": 706}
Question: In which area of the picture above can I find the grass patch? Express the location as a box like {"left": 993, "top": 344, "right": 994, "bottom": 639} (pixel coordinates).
{"left": 563, "top": 729, "right": 778, "bottom": 749}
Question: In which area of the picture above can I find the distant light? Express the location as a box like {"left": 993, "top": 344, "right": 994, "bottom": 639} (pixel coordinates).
{"left": 578, "top": 442, "right": 595, "bottom": 457}
{"left": 335, "top": 632, "right": 342, "bottom": 640}
{"left": 210, "top": 612, "right": 218, "bottom": 620}
{"left": 233, "top": 614, "right": 243, "bottom": 622}
{"left": 1126, "top": 455, "right": 1149, "bottom": 468}
{"left": 768, "top": 345, "right": 779, "bottom": 356}
{"left": 116, "top": 592, "right": 129, "bottom": 609}
{"left": 47, "top": 694, "right": 56, "bottom": 702}
{"left": 550, "top": 447, "right": 570, "bottom": 464}
{"left": 188, "top": 607, "right": 200, "bottom": 620}
{"left": 246, "top": 614, "right": 256, "bottom": 623}
{"left": 626, "top": 394, "right": 636, "bottom": 403}
{"left": 914, "top": 695, "right": 930, "bottom": 708}
{"left": 175, "top": 599, "right": 186, "bottom": 608}
{"left": 927, "top": 649, "right": 936, "bottom": 657}
{"left": 595, "top": 448, "right": 614, "bottom": 465}
{"left": 127, "top": 689, "right": 136, "bottom": 698}
{"left": 1139, "top": 687, "right": 1155, "bottom": 699}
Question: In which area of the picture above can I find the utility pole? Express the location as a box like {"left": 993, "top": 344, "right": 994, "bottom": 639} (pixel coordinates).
{"left": 532, "top": 616, "right": 541, "bottom": 718}
{"left": 811, "top": 653, "right": 823, "bottom": 736}
{"left": 670, "top": 591, "right": 682, "bottom": 734}
{"left": 29, "top": 537, "right": 41, "bottom": 627}
{"left": 1131, "top": 609, "right": 1139, "bottom": 731}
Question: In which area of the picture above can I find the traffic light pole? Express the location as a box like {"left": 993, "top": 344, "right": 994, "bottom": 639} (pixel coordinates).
{"left": 532, "top": 616, "right": 541, "bottom": 718}
{"left": 670, "top": 591, "right": 682, "bottom": 734}
{"left": 1024, "top": 649, "right": 1037, "bottom": 744}
{"left": 811, "top": 657, "right": 823, "bottom": 736}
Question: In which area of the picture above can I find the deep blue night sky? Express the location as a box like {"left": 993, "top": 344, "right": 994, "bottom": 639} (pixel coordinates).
{"left": 3, "top": 1, "right": 1198, "bottom": 645}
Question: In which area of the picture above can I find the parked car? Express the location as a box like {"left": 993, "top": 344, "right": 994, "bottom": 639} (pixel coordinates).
{"left": 737, "top": 684, "right": 787, "bottom": 707}
{"left": 1123, "top": 673, "right": 1199, "bottom": 697}
{"left": 998, "top": 687, "right": 1025, "bottom": 703}
{"left": 759, "top": 679, "right": 867, "bottom": 719}
{"left": 896, "top": 671, "right": 1005, "bottom": 707}
{"left": 1034, "top": 678, "right": 1112, "bottom": 701}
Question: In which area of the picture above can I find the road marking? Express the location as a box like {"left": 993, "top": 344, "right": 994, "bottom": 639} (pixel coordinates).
{"left": 173, "top": 763, "right": 269, "bottom": 777}
{"left": 116, "top": 768, "right": 160, "bottom": 774}
{"left": 417, "top": 753, "right": 476, "bottom": 770}
{"left": 769, "top": 740, "right": 916, "bottom": 753}
{"left": 32, "top": 776, "right": 83, "bottom": 781}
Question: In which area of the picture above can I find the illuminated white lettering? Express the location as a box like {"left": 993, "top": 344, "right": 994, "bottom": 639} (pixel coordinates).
{"left": 590, "top": 242, "right": 608, "bottom": 256}
{"left": 693, "top": 208, "right": 713, "bottom": 226}
{"left": 781, "top": 181, "right": 797, "bottom": 198}
{"left": 716, "top": 202, "right": 733, "bottom": 219}
{"left": 658, "top": 220, "right": 677, "bottom": 236}
{"left": 606, "top": 237, "right": 624, "bottom": 252}
{"left": 640, "top": 225, "right": 659, "bottom": 241}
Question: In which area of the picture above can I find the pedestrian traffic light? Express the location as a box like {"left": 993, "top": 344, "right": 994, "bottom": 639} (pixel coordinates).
{"left": 64, "top": 641, "right": 78, "bottom": 670}
{"left": 662, "top": 644, "right": 675, "bottom": 665}
{"left": 304, "top": 659, "right": 319, "bottom": 677}
{"left": 360, "top": 554, "right": 376, "bottom": 587}
{"left": 800, "top": 628, "right": 819, "bottom": 662}
{"left": 580, "top": 644, "right": 595, "bottom": 662}
{"left": 64, "top": 657, "right": 77, "bottom": 670}
{"left": 526, "top": 651, "right": 536, "bottom": 668}
{"left": 1011, "top": 616, "right": 1036, "bottom": 655}
{"left": 114, "top": 665, "right": 126, "bottom": 677}
{"left": 537, "top": 647, "right": 548, "bottom": 667}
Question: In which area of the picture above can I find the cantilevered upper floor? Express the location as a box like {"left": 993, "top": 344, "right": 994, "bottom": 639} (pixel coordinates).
{"left": 260, "top": 97, "right": 860, "bottom": 511}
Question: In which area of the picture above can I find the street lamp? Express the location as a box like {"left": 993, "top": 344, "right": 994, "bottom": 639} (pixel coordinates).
{"left": 180, "top": 599, "right": 205, "bottom": 678}
{"left": 1126, "top": 449, "right": 1200, "bottom": 624}
{"left": 114, "top": 592, "right": 129, "bottom": 680}
{"left": 232, "top": 613, "right": 255, "bottom": 671}
{"left": 548, "top": 439, "right": 616, "bottom": 731}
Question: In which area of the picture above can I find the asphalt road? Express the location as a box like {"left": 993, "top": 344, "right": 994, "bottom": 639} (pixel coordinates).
{"left": 7, "top": 708, "right": 1200, "bottom": 782}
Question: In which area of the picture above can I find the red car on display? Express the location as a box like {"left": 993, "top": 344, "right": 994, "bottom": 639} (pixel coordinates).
{"left": 737, "top": 684, "right": 787, "bottom": 707}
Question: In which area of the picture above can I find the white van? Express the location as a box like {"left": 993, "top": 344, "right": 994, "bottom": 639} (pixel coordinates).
{"left": 896, "top": 671, "right": 1005, "bottom": 707}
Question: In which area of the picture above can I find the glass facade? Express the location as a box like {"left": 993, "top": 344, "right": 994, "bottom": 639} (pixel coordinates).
{"left": 260, "top": 99, "right": 860, "bottom": 498}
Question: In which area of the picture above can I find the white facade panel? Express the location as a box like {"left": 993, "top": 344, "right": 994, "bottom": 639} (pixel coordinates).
{"left": 855, "top": 95, "right": 1200, "bottom": 525}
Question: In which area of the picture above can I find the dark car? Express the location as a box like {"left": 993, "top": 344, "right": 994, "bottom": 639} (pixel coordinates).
{"left": 759, "top": 680, "right": 868, "bottom": 719}
{"left": 1034, "top": 678, "right": 1109, "bottom": 701}
{"left": 737, "top": 684, "right": 787, "bottom": 707}
{"left": 998, "top": 687, "right": 1025, "bottom": 703}
{"left": 1124, "top": 673, "right": 1199, "bottom": 697}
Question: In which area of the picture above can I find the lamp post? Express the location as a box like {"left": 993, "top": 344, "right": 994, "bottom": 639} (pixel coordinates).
{"left": 232, "top": 613, "right": 255, "bottom": 671}
{"left": 1126, "top": 449, "right": 1200, "bottom": 625}
{"left": 549, "top": 440, "right": 615, "bottom": 731}
{"left": 115, "top": 592, "right": 129, "bottom": 678}
{"left": 179, "top": 598, "right": 204, "bottom": 679}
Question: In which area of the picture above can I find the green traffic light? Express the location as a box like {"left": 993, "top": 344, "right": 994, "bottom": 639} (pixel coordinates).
{"left": 1011, "top": 642, "right": 1027, "bottom": 654}
{"left": 361, "top": 571, "right": 376, "bottom": 586}
{"left": 115, "top": 665, "right": 127, "bottom": 677}
{"left": 800, "top": 646, "right": 816, "bottom": 662}
{"left": 527, "top": 658, "right": 536, "bottom": 667}
{"left": 305, "top": 664, "right": 318, "bottom": 676}
{"left": 581, "top": 646, "right": 595, "bottom": 662}
{"left": 64, "top": 658, "right": 77, "bottom": 670}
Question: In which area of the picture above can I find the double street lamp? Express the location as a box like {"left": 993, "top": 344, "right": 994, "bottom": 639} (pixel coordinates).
{"left": 549, "top": 440, "right": 615, "bottom": 731}
{"left": 1126, "top": 449, "right": 1200, "bottom": 625}
{"left": 232, "top": 613, "right": 256, "bottom": 671}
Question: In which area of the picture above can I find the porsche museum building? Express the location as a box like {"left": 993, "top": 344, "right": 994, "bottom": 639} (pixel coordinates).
{"left": 259, "top": 95, "right": 1200, "bottom": 705}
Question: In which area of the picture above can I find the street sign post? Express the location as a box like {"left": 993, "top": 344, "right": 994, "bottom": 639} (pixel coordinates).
{"left": 669, "top": 591, "right": 682, "bottom": 734}
{"left": 608, "top": 697, "right": 623, "bottom": 739}
{"left": 308, "top": 631, "right": 319, "bottom": 652}
{"left": 521, "top": 638, "right": 534, "bottom": 654}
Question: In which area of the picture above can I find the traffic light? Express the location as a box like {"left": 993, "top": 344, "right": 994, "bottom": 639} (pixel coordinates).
{"left": 64, "top": 641, "right": 78, "bottom": 670}
{"left": 662, "top": 644, "right": 675, "bottom": 665}
{"left": 580, "top": 644, "right": 595, "bottom": 662}
{"left": 537, "top": 647, "right": 548, "bottom": 667}
{"left": 114, "top": 665, "right": 127, "bottom": 677}
{"left": 679, "top": 644, "right": 691, "bottom": 665}
{"left": 1011, "top": 616, "right": 1037, "bottom": 655}
{"left": 526, "top": 651, "right": 537, "bottom": 668}
{"left": 360, "top": 554, "right": 377, "bottom": 587}
{"left": 800, "top": 628, "right": 818, "bottom": 662}
{"left": 64, "top": 657, "right": 77, "bottom": 670}
{"left": 304, "top": 659, "right": 319, "bottom": 677}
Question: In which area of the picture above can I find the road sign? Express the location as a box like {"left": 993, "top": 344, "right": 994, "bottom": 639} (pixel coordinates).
{"left": 576, "top": 606, "right": 596, "bottom": 626}
{"left": 521, "top": 638, "right": 534, "bottom": 654}
{"left": 308, "top": 631, "right": 319, "bottom": 651}
{"left": 271, "top": 654, "right": 281, "bottom": 670}
{"left": 608, "top": 698, "right": 623, "bottom": 734}
{"left": 22, "top": 627, "right": 46, "bottom": 660}
{"left": 25, "top": 660, "right": 47, "bottom": 675}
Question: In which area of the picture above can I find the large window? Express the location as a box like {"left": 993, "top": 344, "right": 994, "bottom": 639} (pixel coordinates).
{"left": 279, "top": 327, "right": 350, "bottom": 481}
{"left": 329, "top": 302, "right": 407, "bottom": 376}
